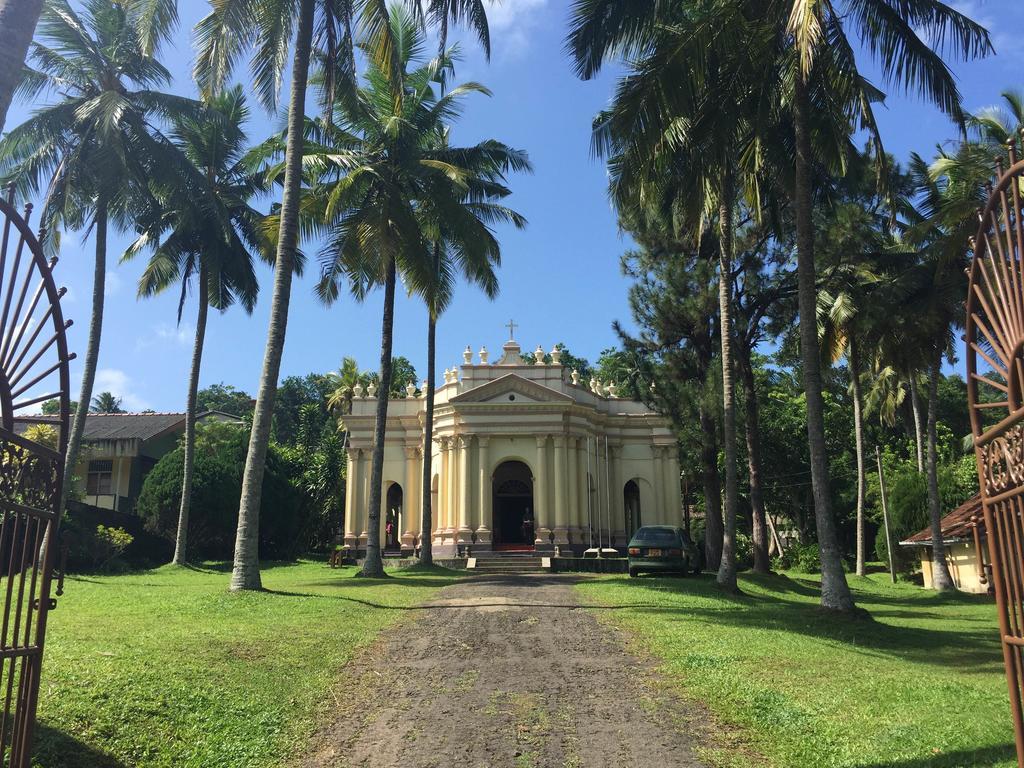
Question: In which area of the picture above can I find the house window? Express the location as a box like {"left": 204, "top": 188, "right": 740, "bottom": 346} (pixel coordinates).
{"left": 86, "top": 460, "right": 113, "bottom": 496}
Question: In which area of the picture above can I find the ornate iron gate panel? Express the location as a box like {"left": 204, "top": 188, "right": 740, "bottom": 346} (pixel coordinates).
{"left": 967, "top": 142, "right": 1024, "bottom": 766}
{"left": 0, "top": 189, "right": 71, "bottom": 767}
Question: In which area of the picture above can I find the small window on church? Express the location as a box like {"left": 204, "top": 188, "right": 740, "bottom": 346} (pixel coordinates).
{"left": 508, "top": 394, "right": 516, "bottom": 401}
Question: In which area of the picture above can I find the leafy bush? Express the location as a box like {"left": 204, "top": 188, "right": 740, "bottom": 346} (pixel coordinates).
{"left": 64, "top": 524, "right": 134, "bottom": 572}
{"left": 874, "top": 456, "right": 978, "bottom": 572}
{"left": 773, "top": 542, "right": 821, "bottom": 573}
{"left": 136, "top": 422, "right": 310, "bottom": 560}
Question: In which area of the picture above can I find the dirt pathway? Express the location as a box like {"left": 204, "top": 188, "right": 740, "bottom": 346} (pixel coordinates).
{"left": 303, "top": 573, "right": 707, "bottom": 768}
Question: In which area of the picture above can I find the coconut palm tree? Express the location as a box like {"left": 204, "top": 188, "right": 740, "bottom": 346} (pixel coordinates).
{"left": 123, "top": 85, "right": 265, "bottom": 566}
{"left": 196, "top": 0, "right": 493, "bottom": 593}
{"left": 568, "top": 0, "right": 992, "bottom": 611}
{"left": 304, "top": 7, "right": 529, "bottom": 577}
{"left": 416, "top": 131, "right": 530, "bottom": 566}
{"left": 582, "top": 1, "right": 792, "bottom": 592}
{"left": 0, "top": 0, "right": 197, "bottom": 523}
{"left": 90, "top": 391, "right": 123, "bottom": 413}
{"left": 0, "top": 0, "right": 44, "bottom": 132}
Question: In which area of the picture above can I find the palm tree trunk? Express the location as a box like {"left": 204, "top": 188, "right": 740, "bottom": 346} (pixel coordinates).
{"left": 910, "top": 376, "right": 925, "bottom": 472}
{"left": 0, "top": 0, "right": 42, "bottom": 132}
{"left": 700, "top": 402, "right": 722, "bottom": 571}
{"left": 361, "top": 255, "right": 398, "bottom": 578}
{"left": 739, "top": 349, "right": 770, "bottom": 573}
{"left": 173, "top": 265, "right": 209, "bottom": 566}
{"left": 716, "top": 193, "right": 738, "bottom": 592}
{"left": 793, "top": 70, "right": 855, "bottom": 611}
{"left": 849, "top": 337, "right": 866, "bottom": 577}
{"left": 229, "top": 0, "right": 314, "bottom": 592}
{"left": 59, "top": 199, "right": 107, "bottom": 515}
{"left": 419, "top": 310, "right": 437, "bottom": 565}
{"left": 926, "top": 352, "right": 956, "bottom": 591}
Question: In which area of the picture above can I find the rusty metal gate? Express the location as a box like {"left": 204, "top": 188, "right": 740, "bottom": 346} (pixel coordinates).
{"left": 967, "top": 140, "right": 1024, "bottom": 766}
{"left": 0, "top": 189, "right": 71, "bottom": 767}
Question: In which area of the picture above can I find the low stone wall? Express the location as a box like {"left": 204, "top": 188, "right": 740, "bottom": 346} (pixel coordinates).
{"left": 551, "top": 557, "right": 628, "bottom": 574}
{"left": 349, "top": 557, "right": 467, "bottom": 570}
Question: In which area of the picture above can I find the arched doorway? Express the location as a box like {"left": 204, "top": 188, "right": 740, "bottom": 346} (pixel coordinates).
{"left": 492, "top": 460, "right": 534, "bottom": 550}
{"left": 624, "top": 479, "right": 642, "bottom": 538}
{"left": 385, "top": 483, "right": 403, "bottom": 552}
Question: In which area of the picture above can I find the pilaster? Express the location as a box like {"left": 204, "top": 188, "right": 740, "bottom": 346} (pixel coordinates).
{"left": 344, "top": 449, "right": 358, "bottom": 549}
{"left": 534, "top": 435, "right": 552, "bottom": 548}
{"left": 457, "top": 436, "right": 472, "bottom": 544}
{"left": 476, "top": 436, "right": 492, "bottom": 547}
{"left": 553, "top": 436, "right": 569, "bottom": 546}
{"left": 609, "top": 445, "right": 625, "bottom": 548}
{"left": 653, "top": 445, "right": 667, "bottom": 525}
{"left": 403, "top": 446, "right": 419, "bottom": 552}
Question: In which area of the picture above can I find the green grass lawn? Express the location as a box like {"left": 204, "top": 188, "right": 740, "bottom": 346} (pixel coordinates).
{"left": 33, "top": 561, "right": 460, "bottom": 768}
{"left": 576, "top": 570, "right": 1015, "bottom": 768}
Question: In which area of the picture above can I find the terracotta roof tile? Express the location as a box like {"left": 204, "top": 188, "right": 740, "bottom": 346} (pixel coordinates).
{"left": 901, "top": 494, "right": 984, "bottom": 546}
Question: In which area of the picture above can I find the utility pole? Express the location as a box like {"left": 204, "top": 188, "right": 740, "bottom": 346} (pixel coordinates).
{"left": 876, "top": 445, "right": 896, "bottom": 584}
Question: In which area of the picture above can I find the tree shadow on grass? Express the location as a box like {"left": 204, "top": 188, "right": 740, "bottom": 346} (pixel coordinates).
{"left": 605, "top": 573, "right": 1004, "bottom": 669}
{"left": 33, "top": 723, "right": 128, "bottom": 768}
{"left": 853, "top": 743, "right": 1016, "bottom": 768}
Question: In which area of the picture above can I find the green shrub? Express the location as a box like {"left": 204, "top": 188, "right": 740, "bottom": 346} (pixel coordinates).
{"left": 875, "top": 457, "right": 978, "bottom": 572}
{"left": 65, "top": 524, "right": 134, "bottom": 572}
{"left": 773, "top": 542, "right": 821, "bottom": 573}
{"left": 136, "top": 422, "right": 309, "bottom": 560}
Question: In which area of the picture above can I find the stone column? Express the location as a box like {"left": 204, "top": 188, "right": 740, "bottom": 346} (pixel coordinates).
{"left": 553, "top": 436, "right": 570, "bottom": 547}
{"left": 444, "top": 436, "right": 457, "bottom": 545}
{"left": 567, "top": 437, "right": 579, "bottom": 549}
{"left": 476, "top": 436, "right": 492, "bottom": 547}
{"left": 344, "top": 449, "right": 358, "bottom": 549}
{"left": 663, "top": 449, "right": 680, "bottom": 526}
{"left": 435, "top": 438, "right": 449, "bottom": 547}
{"left": 610, "top": 445, "right": 625, "bottom": 548}
{"left": 534, "top": 435, "right": 551, "bottom": 547}
{"left": 457, "top": 436, "right": 472, "bottom": 545}
{"left": 403, "top": 446, "right": 419, "bottom": 551}
{"left": 653, "top": 445, "right": 666, "bottom": 525}
{"left": 576, "top": 438, "right": 589, "bottom": 546}
{"left": 358, "top": 449, "right": 370, "bottom": 549}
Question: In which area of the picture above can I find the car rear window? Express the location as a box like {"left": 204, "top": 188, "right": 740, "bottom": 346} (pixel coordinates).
{"left": 634, "top": 527, "right": 678, "bottom": 544}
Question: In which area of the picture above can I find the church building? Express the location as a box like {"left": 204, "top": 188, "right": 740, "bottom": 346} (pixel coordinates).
{"left": 342, "top": 330, "right": 681, "bottom": 557}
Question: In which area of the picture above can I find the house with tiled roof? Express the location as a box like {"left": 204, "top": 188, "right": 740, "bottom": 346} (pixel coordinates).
{"left": 15, "top": 410, "right": 242, "bottom": 513}
{"left": 900, "top": 494, "right": 990, "bottom": 594}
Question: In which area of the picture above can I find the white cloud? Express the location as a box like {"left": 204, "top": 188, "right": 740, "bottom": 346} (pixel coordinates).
{"left": 485, "top": 0, "right": 548, "bottom": 59}
{"left": 93, "top": 368, "right": 151, "bottom": 412}
{"left": 104, "top": 271, "right": 122, "bottom": 298}
{"left": 136, "top": 322, "right": 194, "bottom": 351}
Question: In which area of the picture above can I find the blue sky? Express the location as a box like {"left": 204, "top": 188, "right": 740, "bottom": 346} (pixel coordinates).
{"left": 6, "top": 0, "right": 1024, "bottom": 411}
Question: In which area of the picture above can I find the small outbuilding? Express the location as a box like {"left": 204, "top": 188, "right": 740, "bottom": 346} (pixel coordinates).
{"left": 900, "top": 494, "right": 990, "bottom": 594}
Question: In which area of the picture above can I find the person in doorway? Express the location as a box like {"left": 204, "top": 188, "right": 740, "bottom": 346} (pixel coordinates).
{"left": 521, "top": 513, "right": 534, "bottom": 544}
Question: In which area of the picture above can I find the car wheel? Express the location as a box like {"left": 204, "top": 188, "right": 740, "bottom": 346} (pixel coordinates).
{"left": 629, "top": 567, "right": 639, "bottom": 578}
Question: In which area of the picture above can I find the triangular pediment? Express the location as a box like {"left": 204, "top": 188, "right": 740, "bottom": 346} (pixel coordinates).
{"left": 450, "top": 373, "right": 574, "bottom": 405}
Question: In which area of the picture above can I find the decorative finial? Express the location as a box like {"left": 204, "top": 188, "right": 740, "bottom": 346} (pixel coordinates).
{"left": 353, "top": 382, "right": 364, "bottom": 398}
{"left": 533, "top": 345, "right": 545, "bottom": 364}
{"left": 463, "top": 345, "right": 472, "bottom": 364}
{"left": 421, "top": 379, "right": 428, "bottom": 396}
{"left": 571, "top": 369, "right": 580, "bottom": 385}
{"left": 550, "top": 345, "right": 562, "bottom": 365}
{"left": 479, "top": 346, "right": 488, "bottom": 364}
{"left": 607, "top": 382, "right": 618, "bottom": 398}
{"left": 589, "top": 377, "right": 598, "bottom": 393}
{"left": 405, "top": 381, "right": 416, "bottom": 398}
{"left": 367, "top": 381, "right": 377, "bottom": 398}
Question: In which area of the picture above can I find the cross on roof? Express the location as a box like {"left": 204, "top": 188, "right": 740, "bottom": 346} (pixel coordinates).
{"left": 506, "top": 318, "right": 518, "bottom": 341}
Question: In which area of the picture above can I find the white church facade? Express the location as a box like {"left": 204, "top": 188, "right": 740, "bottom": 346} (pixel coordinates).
{"left": 342, "top": 334, "right": 682, "bottom": 557}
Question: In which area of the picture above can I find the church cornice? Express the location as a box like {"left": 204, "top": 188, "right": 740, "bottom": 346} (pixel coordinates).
{"left": 448, "top": 372, "right": 575, "bottom": 404}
